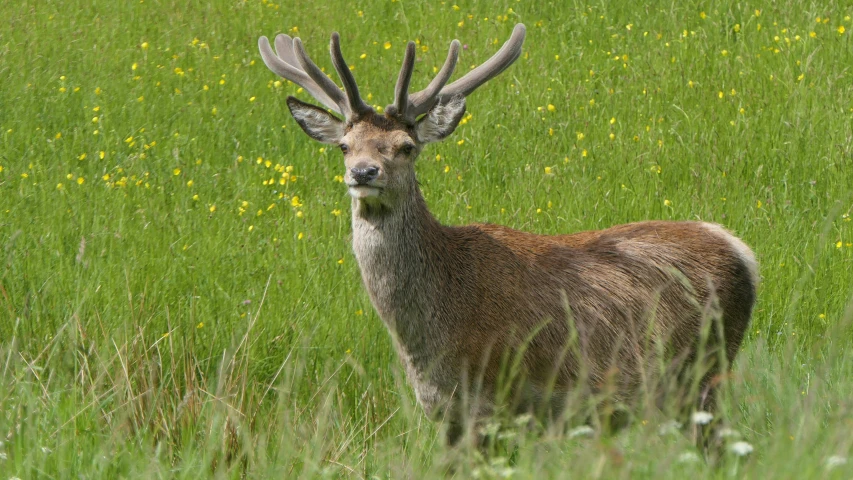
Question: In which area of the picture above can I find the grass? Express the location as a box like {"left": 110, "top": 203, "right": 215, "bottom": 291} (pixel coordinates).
{"left": 1, "top": 0, "right": 853, "bottom": 477}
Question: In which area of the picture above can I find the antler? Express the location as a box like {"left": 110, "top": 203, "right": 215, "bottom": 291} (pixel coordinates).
{"left": 388, "top": 23, "right": 526, "bottom": 123}
{"left": 386, "top": 41, "right": 417, "bottom": 118}
{"left": 258, "top": 32, "right": 372, "bottom": 119}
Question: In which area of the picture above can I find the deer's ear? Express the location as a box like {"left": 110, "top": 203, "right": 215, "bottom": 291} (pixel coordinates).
{"left": 415, "top": 95, "right": 466, "bottom": 144}
{"left": 286, "top": 96, "right": 345, "bottom": 144}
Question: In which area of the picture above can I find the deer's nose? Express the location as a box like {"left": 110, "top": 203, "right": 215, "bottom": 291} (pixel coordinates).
{"left": 350, "top": 165, "right": 380, "bottom": 185}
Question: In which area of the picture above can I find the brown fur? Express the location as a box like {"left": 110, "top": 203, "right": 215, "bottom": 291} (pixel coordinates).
{"left": 350, "top": 185, "right": 756, "bottom": 436}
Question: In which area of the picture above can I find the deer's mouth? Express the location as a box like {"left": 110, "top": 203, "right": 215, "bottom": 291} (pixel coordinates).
{"left": 347, "top": 184, "right": 383, "bottom": 199}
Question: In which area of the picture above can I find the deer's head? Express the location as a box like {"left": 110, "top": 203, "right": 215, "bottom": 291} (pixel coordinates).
{"left": 258, "top": 25, "right": 525, "bottom": 212}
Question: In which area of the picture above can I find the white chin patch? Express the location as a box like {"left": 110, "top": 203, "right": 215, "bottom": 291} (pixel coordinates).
{"left": 348, "top": 186, "right": 381, "bottom": 199}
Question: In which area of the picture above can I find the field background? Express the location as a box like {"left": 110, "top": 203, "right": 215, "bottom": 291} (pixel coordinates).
{"left": 2, "top": 0, "right": 853, "bottom": 477}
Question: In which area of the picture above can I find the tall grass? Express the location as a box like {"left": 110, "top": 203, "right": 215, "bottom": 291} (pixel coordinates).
{"left": 1, "top": 0, "right": 852, "bottom": 477}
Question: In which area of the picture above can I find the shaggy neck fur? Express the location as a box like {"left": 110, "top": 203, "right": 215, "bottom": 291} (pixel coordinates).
{"left": 350, "top": 188, "right": 454, "bottom": 363}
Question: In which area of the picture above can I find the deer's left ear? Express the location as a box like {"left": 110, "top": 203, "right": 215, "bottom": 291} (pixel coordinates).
{"left": 287, "top": 96, "right": 345, "bottom": 144}
{"left": 415, "top": 95, "right": 466, "bottom": 144}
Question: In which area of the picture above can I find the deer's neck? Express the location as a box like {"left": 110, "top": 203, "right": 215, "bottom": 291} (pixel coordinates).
{"left": 350, "top": 190, "right": 450, "bottom": 347}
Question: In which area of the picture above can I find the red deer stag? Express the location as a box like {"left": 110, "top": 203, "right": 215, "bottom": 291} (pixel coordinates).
{"left": 258, "top": 24, "right": 758, "bottom": 444}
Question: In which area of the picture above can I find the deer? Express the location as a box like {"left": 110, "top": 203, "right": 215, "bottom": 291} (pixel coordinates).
{"left": 258, "top": 24, "right": 758, "bottom": 445}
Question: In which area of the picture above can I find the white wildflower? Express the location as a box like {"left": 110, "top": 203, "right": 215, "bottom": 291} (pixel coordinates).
{"left": 716, "top": 427, "right": 741, "bottom": 439}
{"left": 489, "top": 459, "right": 516, "bottom": 479}
{"left": 514, "top": 413, "right": 534, "bottom": 427}
{"left": 0, "top": 452, "right": 7, "bottom": 461}
{"left": 729, "top": 441, "right": 754, "bottom": 456}
{"left": 677, "top": 451, "right": 701, "bottom": 464}
{"left": 825, "top": 455, "right": 847, "bottom": 470}
{"left": 472, "top": 457, "right": 516, "bottom": 479}
{"left": 658, "top": 420, "right": 682, "bottom": 435}
{"left": 478, "top": 421, "right": 501, "bottom": 437}
{"left": 568, "top": 425, "right": 595, "bottom": 438}
{"left": 496, "top": 467, "right": 516, "bottom": 478}
{"left": 41, "top": 446, "right": 52, "bottom": 454}
{"left": 691, "top": 411, "right": 714, "bottom": 425}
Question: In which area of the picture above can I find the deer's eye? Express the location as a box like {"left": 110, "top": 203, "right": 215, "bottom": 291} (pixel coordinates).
{"left": 340, "top": 144, "right": 349, "bottom": 154}
{"left": 400, "top": 143, "right": 415, "bottom": 156}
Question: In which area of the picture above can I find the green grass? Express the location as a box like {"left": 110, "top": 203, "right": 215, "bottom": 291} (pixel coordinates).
{"left": 2, "top": 0, "right": 853, "bottom": 477}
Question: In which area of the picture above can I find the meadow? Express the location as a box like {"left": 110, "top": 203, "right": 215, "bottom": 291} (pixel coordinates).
{"left": 1, "top": 0, "right": 853, "bottom": 477}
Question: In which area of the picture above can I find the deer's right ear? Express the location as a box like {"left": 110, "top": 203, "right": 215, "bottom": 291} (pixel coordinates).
{"left": 415, "top": 95, "right": 466, "bottom": 144}
{"left": 286, "top": 96, "right": 345, "bottom": 144}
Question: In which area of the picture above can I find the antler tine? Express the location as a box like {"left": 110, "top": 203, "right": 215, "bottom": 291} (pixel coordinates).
{"left": 258, "top": 35, "right": 341, "bottom": 114}
{"left": 292, "top": 37, "right": 353, "bottom": 117}
{"left": 386, "top": 41, "right": 417, "bottom": 119}
{"left": 330, "top": 33, "right": 372, "bottom": 118}
{"left": 433, "top": 24, "right": 525, "bottom": 105}
{"left": 406, "top": 39, "right": 460, "bottom": 120}
{"left": 273, "top": 34, "right": 300, "bottom": 71}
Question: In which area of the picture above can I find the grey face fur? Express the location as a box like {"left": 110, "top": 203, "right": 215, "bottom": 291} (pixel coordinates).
{"left": 284, "top": 92, "right": 466, "bottom": 213}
